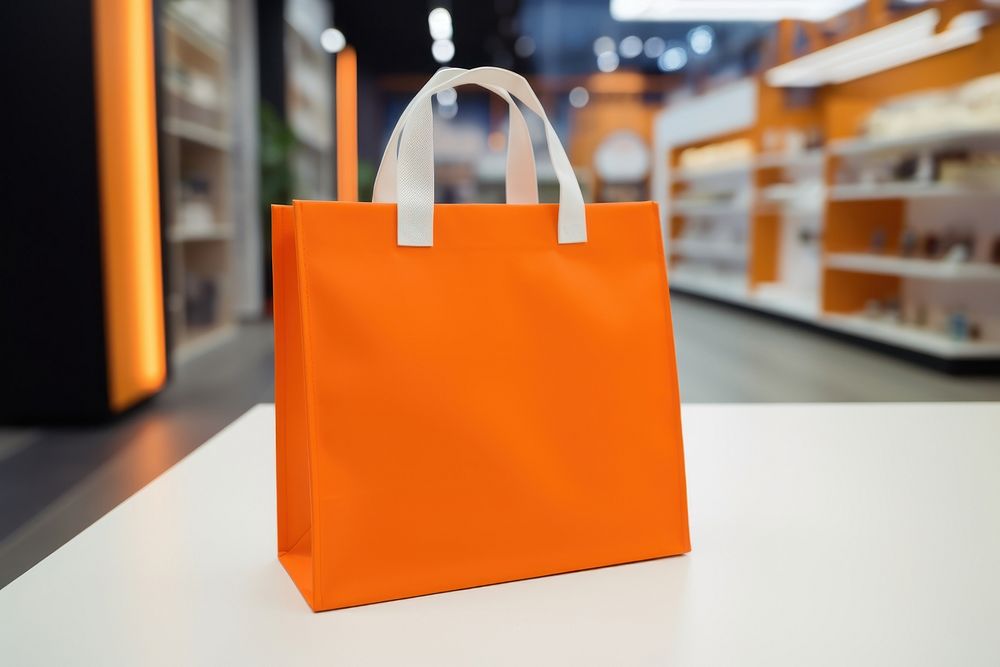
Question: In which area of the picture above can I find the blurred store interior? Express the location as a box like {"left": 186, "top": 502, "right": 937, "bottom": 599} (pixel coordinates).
{"left": 2, "top": 0, "right": 1000, "bottom": 584}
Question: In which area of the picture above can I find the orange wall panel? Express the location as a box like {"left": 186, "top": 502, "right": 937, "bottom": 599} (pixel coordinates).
{"left": 92, "top": 0, "right": 167, "bottom": 412}
{"left": 823, "top": 270, "right": 901, "bottom": 313}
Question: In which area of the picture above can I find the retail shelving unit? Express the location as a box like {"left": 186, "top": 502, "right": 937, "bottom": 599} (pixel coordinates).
{"left": 284, "top": 0, "right": 335, "bottom": 200}
{"left": 667, "top": 81, "right": 827, "bottom": 330}
{"left": 667, "top": 130, "right": 756, "bottom": 295}
{"left": 159, "top": 0, "right": 239, "bottom": 359}
{"left": 822, "top": 122, "right": 1000, "bottom": 369}
{"left": 157, "top": 0, "right": 262, "bottom": 362}
{"left": 666, "top": 42, "right": 1000, "bottom": 371}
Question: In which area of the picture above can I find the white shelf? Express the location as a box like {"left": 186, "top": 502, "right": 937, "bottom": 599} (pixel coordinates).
{"left": 669, "top": 272, "right": 818, "bottom": 322}
{"left": 673, "top": 200, "right": 751, "bottom": 217}
{"left": 829, "top": 182, "right": 997, "bottom": 200}
{"left": 671, "top": 239, "right": 748, "bottom": 263}
{"left": 830, "top": 127, "right": 1000, "bottom": 157}
{"left": 760, "top": 183, "right": 827, "bottom": 205}
{"left": 162, "top": 7, "right": 228, "bottom": 61}
{"left": 674, "top": 162, "right": 753, "bottom": 183}
{"left": 760, "top": 184, "right": 801, "bottom": 202}
{"left": 168, "top": 224, "right": 234, "bottom": 243}
{"left": 163, "top": 117, "right": 232, "bottom": 150}
{"left": 826, "top": 253, "right": 1000, "bottom": 281}
{"left": 668, "top": 269, "right": 749, "bottom": 303}
{"left": 669, "top": 270, "right": 1000, "bottom": 359}
{"left": 756, "top": 151, "right": 825, "bottom": 170}
{"left": 822, "top": 314, "right": 1000, "bottom": 359}
{"left": 752, "top": 283, "right": 821, "bottom": 320}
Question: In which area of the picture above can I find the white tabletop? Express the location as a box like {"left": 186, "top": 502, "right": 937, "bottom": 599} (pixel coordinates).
{"left": 2, "top": 403, "right": 999, "bottom": 666}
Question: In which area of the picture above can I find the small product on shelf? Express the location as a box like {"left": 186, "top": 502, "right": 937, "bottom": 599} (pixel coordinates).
{"left": 923, "top": 233, "right": 941, "bottom": 259}
{"left": 940, "top": 154, "right": 1000, "bottom": 189}
{"left": 833, "top": 73, "right": 1000, "bottom": 195}
{"left": 178, "top": 175, "right": 214, "bottom": 233}
{"left": 863, "top": 297, "right": 901, "bottom": 324}
{"left": 869, "top": 227, "right": 888, "bottom": 254}
{"left": 862, "top": 73, "right": 1000, "bottom": 141}
{"left": 884, "top": 298, "right": 902, "bottom": 324}
{"left": 899, "top": 229, "right": 919, "bottom": 258}
{"left": 184, "top": 273, "right": 218, "bottom": 329}
{"left": 797, "top": 227, "right": 821, "bottom": 245}
{"left": 864, "top": 298, "right": 882, "bottom": 319}
{"left": 940, "top": 230, "right": 973, "bottom": 263}
{"left": 947, "top": 311, "right": 970, "bottom": 341}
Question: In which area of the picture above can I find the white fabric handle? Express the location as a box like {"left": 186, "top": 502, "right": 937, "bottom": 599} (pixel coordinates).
{"left": 384, "top": 67, "right": 588, "bottom": 247}
{"left": 372, "top": 67, "right": 538, "bottom": 206}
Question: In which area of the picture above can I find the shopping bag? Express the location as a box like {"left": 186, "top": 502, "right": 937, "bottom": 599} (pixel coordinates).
{"left": 273, "top": 67, "right": 689, "bottom": 612}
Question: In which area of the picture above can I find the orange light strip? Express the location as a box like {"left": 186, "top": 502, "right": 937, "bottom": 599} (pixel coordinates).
{"left": 336, "top": 46, "right": 359, "bottom": 202}
{"left": 92, "top": 0, "right": 167, "bottom": 412}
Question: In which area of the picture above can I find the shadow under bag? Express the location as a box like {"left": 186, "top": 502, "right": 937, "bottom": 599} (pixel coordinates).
{"left": 272, "top": 67, "right": 690, "bottom": 612}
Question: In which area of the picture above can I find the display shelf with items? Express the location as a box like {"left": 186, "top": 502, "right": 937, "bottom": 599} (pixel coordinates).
{"left": 830, "top": 128, "right": 1000, "bottom": 158}
{"left": 751, "top": 120, "right": 826, "bottom": 315}
{"left": 817, "top": 64, "right": 1000, "bottom": 370}
{"left": 828, "top": 74, "right": 1000, "bottom": 199}
{"left": 158, "top": 0, "right": 241, "bottom": 358}
{"left": 667, "top": 133, "right": 756, "bottom": 303}
{"left": 825, "top": 253, "right": 1000, "bottom": 281}
{"left": 284, "top": 0, "right": 334, "bottom": 200}
{"left": 665, "top": 109, "right": 826, "bottom": 315}
{"left": 821, "top": 192, "right": 1000, "bottom": 358}
{"left": 662, "top": 54, "right": 1000, "bottom": 370}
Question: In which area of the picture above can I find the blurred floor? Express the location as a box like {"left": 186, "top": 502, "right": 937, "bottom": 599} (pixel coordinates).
{"left": 0, "top": 322, "right": 274, "bottom": 588}
{"left": 1, "top": 299, "right": 998, "bottom": 587}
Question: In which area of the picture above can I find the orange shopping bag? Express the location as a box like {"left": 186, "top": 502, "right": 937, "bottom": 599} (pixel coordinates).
{"left": 273, "top": 67, "right": 689, "bottom": 612}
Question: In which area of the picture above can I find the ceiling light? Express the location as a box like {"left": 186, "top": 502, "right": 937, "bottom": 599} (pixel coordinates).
{"left": 658, "top": 45, "right": 688, "bottom": 71}
{"left": 643, "top": 36, "right": 666, "bottom": 58}
{"left": 619, "top": 35, "right": 643, "bottom": 58}
{"left": 611, "top": 0, "right": 867, "bottom": 22}
{"left": 436, "top": 88, "right": 458, "bottom": 106}
{"left": 428, "top": 7, "right": 453, "bottom": 40}
{"left": 320, "top": 28, "right": 345, "bottom": 54}
{"left": 688, "top": 25, "right": 714, "bottom": 55}
{"left": 514, "top": 35, "right": 536, "bottom": 58}
{"left": 432, "top": 38, "right": 455, "bottom": 63}
{"left": 569, "top": 86, "right": 590, "bottom": 108}
{"left": 593, "top": 36, "right": 616, "bottom": 56}
{"left": 597, "top": 51, "right": 620, "bottom": 72}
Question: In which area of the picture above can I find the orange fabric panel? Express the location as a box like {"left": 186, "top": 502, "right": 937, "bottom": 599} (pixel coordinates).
{"left": 272, "top": 205, "right": 315, "bottom": 603}
{"left": 276, "top": 200, "right": 690, "bottom": 611}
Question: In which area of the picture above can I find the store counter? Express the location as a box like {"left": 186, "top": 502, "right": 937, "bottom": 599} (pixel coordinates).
{"left": 1, "top": 403, "right": 998, "bottom": 665}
